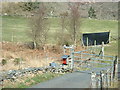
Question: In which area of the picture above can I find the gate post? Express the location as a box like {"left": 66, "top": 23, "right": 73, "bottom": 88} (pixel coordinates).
{"left": 63, "top": 45, "right": 66, "bottom": 55}
{"left": 70, "top": 47, "right": 74, "bottom": 70}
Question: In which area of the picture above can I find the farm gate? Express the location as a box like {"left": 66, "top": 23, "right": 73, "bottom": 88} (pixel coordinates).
{"left": 68, "top": 44, "right": 118, "bottom": 88}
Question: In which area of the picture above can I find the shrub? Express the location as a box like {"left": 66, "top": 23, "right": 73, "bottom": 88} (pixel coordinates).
{"left": 2, "top": 59, "right": 7, "bottom": 65}
{"left": 88, "top": 6, "right": 96, "bottom": 19}
{"left": 14, "top": 58, "right": 21, "bottom": 65}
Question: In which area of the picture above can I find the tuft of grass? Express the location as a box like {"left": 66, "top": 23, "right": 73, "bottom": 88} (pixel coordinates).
{"left": 1, "top": 59, "right": 7, "bottom": 65}
{"left": 3, "top": 73, "right": 62, "bottom": 88}
{"left": 14, "top": 58, "right": 22, "bottom": 65}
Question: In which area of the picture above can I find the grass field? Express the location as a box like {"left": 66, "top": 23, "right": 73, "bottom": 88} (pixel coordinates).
{"left": 1, "top": 16, "right": 118, "bottom": 56}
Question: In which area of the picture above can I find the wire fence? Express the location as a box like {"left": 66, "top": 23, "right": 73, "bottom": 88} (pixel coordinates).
{"left": 71, "top": 44, "right": 118, "bottom": 89}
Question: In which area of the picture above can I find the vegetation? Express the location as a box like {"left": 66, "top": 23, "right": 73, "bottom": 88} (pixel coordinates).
{"left": 68, "top": 3, "right": 82, "bottom": 45}
{"left": 1, "top": 2, "right": 119, "bottom": 88}
{"left": 2, "top": 16, "right": 118, "bottom": 55}
{"left": 4, "top": 73, "right": 62, "bottom": 88}
{"left": 1, "top": 2, "right": 118, "bottom": 20}
{"left": 29, "top": 3, "right": 50, "bottom": 49}
{"left": 20, "top": 2, "right": 40, "bottom": 12}
{"left": 57, "top": 12, "right": 68, "bottom": 45}
{"left": 88, "top": 6, "right": 96, "bottom": 19}
{"left": 2, "top": 16, "right": 29, "bottom": 42}
{"left": 2, "top": 59, "right": 7, "bottom": 65}
{"left": 14, "top": 58, "right": 22, "bottom": 65}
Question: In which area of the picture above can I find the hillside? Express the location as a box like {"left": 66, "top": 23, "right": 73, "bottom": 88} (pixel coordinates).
{"left": 47, "top": 2, "right": 118, "bottom": 20}
{"left": 1, "top": 2, "right": 118, "bottom": 20}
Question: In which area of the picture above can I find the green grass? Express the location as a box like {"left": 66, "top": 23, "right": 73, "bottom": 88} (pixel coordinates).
{"left": 4, "top": 73, "right": 62, "bottom": 88}
{"left": 81, "top": 19, "right": 118, "bottom": 56}
{"left": 1, "top": 16, "right": 118, "bottom": 55}
{"left": 2, "top": 16, "right": 31, "bottom": 42}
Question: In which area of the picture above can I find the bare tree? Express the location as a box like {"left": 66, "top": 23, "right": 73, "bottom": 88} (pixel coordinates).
{"left": 68, "top": 3, "right": 82, "bottom": 46}
{"left": 57, "top": 11, "right": 68, "bottom": 45}
{"left": 29, "top": 3, "right": 49, "bottom": 49}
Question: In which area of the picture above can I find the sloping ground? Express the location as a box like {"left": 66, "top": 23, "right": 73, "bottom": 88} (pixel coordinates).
{"left": 1, "top": 42, "right": 85, "bottom": 71}
{"left": 1, "top": 42, "right": 62, "bottom": 71}
{"left": 30, "top": 72, "right": 91, "bottom": 88}
{"left": 1, "top": 2, "right": 118, "bottom": 20}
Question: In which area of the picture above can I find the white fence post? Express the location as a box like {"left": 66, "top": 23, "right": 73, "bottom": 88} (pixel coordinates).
{"left": 101, "top": 42, "right": 104, "bottom": 59}
{"left": 71, "top": 50, "right": 74, "bottom": 69}
{"left": 87, "top": 37, "right": 88, "bottom": 49}
{"left": 105, "top": 70, "right": 108, "bottom": 88}
{"left": 63, "top": 45, "right": 66, "bottom": 55}
{"left": 70, "top": 46, "right": 74, "bottom": 70}
{"left": 94, "top": 40, "right": 97, "bottom": 53}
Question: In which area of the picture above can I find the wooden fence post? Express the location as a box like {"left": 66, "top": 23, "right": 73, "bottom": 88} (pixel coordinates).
{"left": 98, "top": 74, "right": 101, "bottom": 88}
{"left": 94, "top": 40, "right": 97, "bottom": 53}
{"left": 108, "top": 69, "right": 110, "bottom": 87}
{"left": 87, "top": 37, "right": 88, "bottom": 49}
{"left": 109, "top": 30, "right": 111, "bottom": 43}
{"left": 105, "top": 71, "right": 108, "bottom": 88}
{"left": 112, "top": 56, "right": 118, "bottom": 87}
{"left": 91, "top": 72, "right": 97, "bottom": 88}
{"left": 110, "top": 70, "right": 112, "bottom": 86}
{"left": 102, "top": 70, "right": 105, "bottom": 88}
{"left": 11, "top": 32, "right": 14, "bottom": 42}
{"left": 115, "top": 56, "right": 118, "bottom": 81}
{"left": 113, "top": 57, "right": 116, "bottom": 80}
{"left": 100, "top": 71, "right": 103, "bottom": 90}
{"left": 33, "top": 41, "right": 36, "bottom": 49}
{"left": 101, "top": 42, "right": 104, "bottom": 59}
{"left": 103, "top": 71, "right": 105, "bottom": 88}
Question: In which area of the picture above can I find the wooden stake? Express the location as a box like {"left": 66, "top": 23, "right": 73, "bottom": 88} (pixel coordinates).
{"left": 87, "top": 37, "right": 88, "bottom": 49}
{"left": 11, "top": 32, "right": 14, "bottom": 42}
{"left": 100, "top": 71, "right": 103, "bottom": 90}
{"left": 94, "top": 40, "right": 97, "bottom": 53}
{"left": 101, "top": 42, "right": 104, "bottom": 59}
{"left": 109, "top": 30, "right": 111, "bottom": 43}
